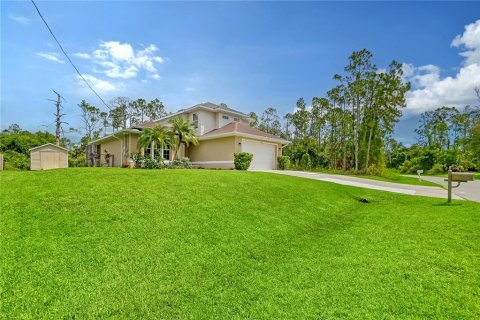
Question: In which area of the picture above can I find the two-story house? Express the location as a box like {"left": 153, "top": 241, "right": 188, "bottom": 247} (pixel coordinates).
{"left": 88, "top": 102, "right": 289, "bottom": 170}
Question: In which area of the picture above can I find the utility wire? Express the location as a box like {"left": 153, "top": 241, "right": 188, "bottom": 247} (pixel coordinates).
{"left": 31, "top": 0, "right": 111, "bottom": 110}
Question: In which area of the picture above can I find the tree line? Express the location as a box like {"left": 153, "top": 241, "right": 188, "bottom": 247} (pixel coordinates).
{"left": 250, "top": 49, "right": 411, "bottom": 173}
{"left": 2, "top": 48, "right": 479, "bottom": 173}
{"left": 79, "top": 97, "right": 168, "bottom": 142}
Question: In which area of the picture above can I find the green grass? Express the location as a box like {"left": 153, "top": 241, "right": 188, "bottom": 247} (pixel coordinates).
{"left": 295, "top": 167, "right": 440, "bottom": 187}
{"left": 357, "top": 172, "right": 441, "bottom": 187}
{"left": 1, "top": 168, "right": 479, "bottom": 319}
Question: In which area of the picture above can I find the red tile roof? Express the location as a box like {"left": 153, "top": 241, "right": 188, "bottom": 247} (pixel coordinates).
{"left": 202, "top": 122, "right": 288, "bottom": 142}
{"left": 131, "top": 121, "right": 158, "bottom": 129}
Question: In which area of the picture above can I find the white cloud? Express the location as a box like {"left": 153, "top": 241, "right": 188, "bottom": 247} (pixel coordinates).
{"left": 77, "top": 74, "right": 118, "bottom": 93}
{"left": 82, "top": 41, "right": 164, "bottom": 79}
{"left": 452, "top": 19, "right": 480, "bottom": 65}
{"left": 73, "top": 52, "right": 91, "bottom": 59}
{"left": 149, "top": 74, "right": 160, "bottom": 80}
{"left": 404, "top": 19, "right": 480, "bottom": 114}
{"left": 37, "top": 52, "right": 64, "bottom": 64}
{"left": 9, "top": 15, "right": 29, "bottom": 24}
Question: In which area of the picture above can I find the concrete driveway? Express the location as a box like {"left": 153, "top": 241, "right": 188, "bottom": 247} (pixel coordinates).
{"left": 260, "top": 170, "right": 464, "bottom": 200}
{"left": 408, "top": 175, "right": 480, "bottom": 202}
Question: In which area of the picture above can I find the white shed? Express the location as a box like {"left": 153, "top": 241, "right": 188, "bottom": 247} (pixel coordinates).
{"left": 30, "top": 143, "right": 69, "bottom": 170}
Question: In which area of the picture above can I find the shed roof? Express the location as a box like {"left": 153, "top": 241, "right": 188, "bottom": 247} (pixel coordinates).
{"left": 29, "top": 143, "right": 68, "bottom": 152}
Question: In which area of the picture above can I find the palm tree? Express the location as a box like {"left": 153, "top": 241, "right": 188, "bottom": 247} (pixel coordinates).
{"left": 168, "top": 117, "right": 199, "bottom": 160}
{"left": 138, "top": 125, "right": 170, "bottom": 159}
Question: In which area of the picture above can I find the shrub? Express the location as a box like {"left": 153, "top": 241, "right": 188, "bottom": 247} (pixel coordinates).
{"left": 234, "top": 152, "right": 253, "bottom": 170}
{"left": 365, "top": 164, "right": 384, "bottom": 176}
{"left": 427, "top": 163, "right": 445, "bottom": 175}
{"left": 449, "top": 164, "right": 465, "bottom": 172}
{"left": 399, "top": 158, "right": 423, "bottom": 174}
{"left": 300, "top": 153, "right": 311, "bottom": 169}
{"left": 69, "top": 157, "right": 87, "bottom": 167}
{"left": 278, "top": 156, "right": 291, "bottom": 170}
{"left": 144, "top": 157, "right": 160, "bottom": 169}
{"left": 132, "top": 153, "right": 145, "bottom": 169}
{"left": 169, "top": 157, "right": 192, "bottom": 169}
{"left": 3, "top": 150, "right": 29, "bottom": 170}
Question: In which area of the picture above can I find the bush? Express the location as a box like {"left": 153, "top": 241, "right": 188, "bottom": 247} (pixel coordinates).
{"left": 169, "top": 157, "right": 192, "bottom": 169}
{"left": 144, "top": 157, "right": 160, "bottom": 169}
{"left": 365, "top": 163, "right": 384, "bottom": 176}
{"left": 3, "top": 150, "right": 29, "bottom": 170}
{"left": 277, "top": 156, "right": 291, "bottom": 170}
{"left": 234, "top": 152, "right": 253, "bottom": 170}
{"left": 300, "top": 153, "right": 311, "bottom": 169}
{"left": 449, "top": 164, "right": 465, "bottom": 172}
{"left": 132, "top": 153, "right": 145, "bottom": 168}
{"left": 69, "top": 157, "right": 87, "bottom": 167}
{"left": 427, "top": 163, "right": 445, "bottom": 175}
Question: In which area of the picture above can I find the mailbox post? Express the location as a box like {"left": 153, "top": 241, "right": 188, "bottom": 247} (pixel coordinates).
{"left": 445, "top": 170, "right": 475, "bottom": 203}
{"left": 417, "top": 169, "right": 424, "bottom": 181}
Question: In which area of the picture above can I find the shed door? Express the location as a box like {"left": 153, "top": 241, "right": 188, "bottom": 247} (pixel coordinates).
{"left": 40, "top": 151, "right": 60, "bottom": 170}
{"left": 242, "top": 140, "right": 276, "bottom": 170}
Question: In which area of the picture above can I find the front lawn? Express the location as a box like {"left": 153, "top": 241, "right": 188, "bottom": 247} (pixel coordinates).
{"left": 1, "top": 168, "right": 479, "bottom": 318}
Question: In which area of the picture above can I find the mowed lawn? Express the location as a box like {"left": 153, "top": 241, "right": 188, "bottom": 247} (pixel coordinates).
{"left": 1, "top": 169, "right": 479, "bottom": 319}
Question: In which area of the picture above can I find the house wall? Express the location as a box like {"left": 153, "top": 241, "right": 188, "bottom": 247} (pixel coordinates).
{"left": 30, "top": 145, "right": 68, "bottom": 170}
{"left": 217, "top": 113, "right": 238, "bottom": 128}
{"left": 188, "top": 135, "right": 284, "bottom": 169}
{"left": 192, "top": 109, "right": 216, "bottom": 136}
{"left": 101, "top": 139, "right": 122, "bottom": 166}
{"left": 188, "top": 136, "right": 236, "bottom": 169}
{"left": 128, "top": 134, "right": 139, "bottom": 157}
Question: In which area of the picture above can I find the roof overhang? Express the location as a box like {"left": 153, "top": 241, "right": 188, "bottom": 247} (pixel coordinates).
{"left": 88, "top": 129, "right": 140, "bottom": 145}
{"left": 29, "top": 143, "right": 69, "bottom": 152}
{"left": 153, "top": 105, "right": 251, "bottom": 122}
{"left": 199, "top": 132, "right": 290, "bottom": 145}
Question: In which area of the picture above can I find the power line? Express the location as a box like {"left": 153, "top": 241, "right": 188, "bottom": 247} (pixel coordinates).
{"left": 30, "top": 0, "right": 111, "bottom": 110}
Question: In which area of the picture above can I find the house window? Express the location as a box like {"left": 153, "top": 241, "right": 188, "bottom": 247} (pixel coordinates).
{"left": 222, "top": 115, "right": 229, "bottom": 120}
{"left": 192, "top": 113, "right": 199, "bottom": 129}
{"left": 144, "top": 144, "right": 161, "bottom": 158}
{"left": 163, "top": 144, "right": 170, "bottom": 160}
{"left": 234, "top": 117, "right": 240, "bottom": 122}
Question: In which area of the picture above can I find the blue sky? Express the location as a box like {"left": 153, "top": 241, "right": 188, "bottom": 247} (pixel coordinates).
{"left": 2, "top": 1, "right": 480, "bottom": 144}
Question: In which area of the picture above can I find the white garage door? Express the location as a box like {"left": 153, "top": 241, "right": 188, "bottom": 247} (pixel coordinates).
{"left": 242, "top": 140, "right": 276, "bottom": 170}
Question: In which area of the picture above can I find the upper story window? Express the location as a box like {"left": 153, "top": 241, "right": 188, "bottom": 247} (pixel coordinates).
{"left": 234, "top": 117, "right": 240, "bottom": 122}
{"left": 192, "top": 113, "right": 199, "bottom": 128}
{"left": 222, "top": 115, "right": 229, "bottom": 120}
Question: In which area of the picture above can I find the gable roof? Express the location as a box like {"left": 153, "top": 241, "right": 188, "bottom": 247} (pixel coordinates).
{"left": 193, "top": 102, "right": 250, "bottom": 117}
{"left": 201, "top": 122, "right": 289, "bottom": 144}
{"left": 88, "top": 129, "right": 141, "bottom": 145}
{"left": 29, "top": 143, "right": 68, "bottom": 152}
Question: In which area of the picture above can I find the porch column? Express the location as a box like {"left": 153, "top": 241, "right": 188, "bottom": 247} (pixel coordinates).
{"left": 151, "top": 141, "right": 155, "bottom": 159}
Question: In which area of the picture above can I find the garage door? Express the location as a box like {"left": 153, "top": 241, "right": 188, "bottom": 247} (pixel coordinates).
{"left": 242, "top": 140, "right": 276, "bottom": 170}
{"left": 40, "top": 151, "right": 60, "bottom": 170}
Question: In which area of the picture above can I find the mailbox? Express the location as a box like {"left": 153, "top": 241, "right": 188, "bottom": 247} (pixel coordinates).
{"left": 450, "top": 172, "right": 475, "bottom": 182}
{"left": 446, "top": 170, "right": 475, "bottom": 203}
